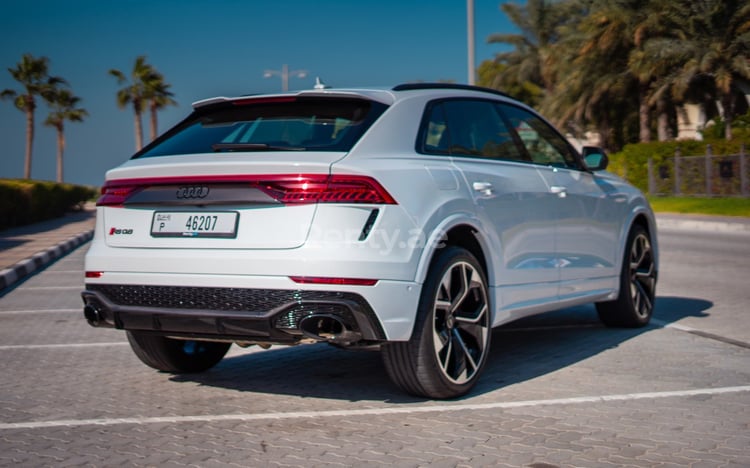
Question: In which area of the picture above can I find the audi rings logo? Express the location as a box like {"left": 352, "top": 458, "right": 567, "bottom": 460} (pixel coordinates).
{"left": 176, "top": 186, "right": 210, "bottom": 199}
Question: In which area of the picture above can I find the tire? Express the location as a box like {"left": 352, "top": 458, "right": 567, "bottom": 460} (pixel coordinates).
{"left": 596, "top": 224, "right": 657, "bottom": 328}
{"left": 126, "top": 331, "right": 231, "bottom": 373}
{"left": 382, "top": 247, "right": 491, "bottom": 399}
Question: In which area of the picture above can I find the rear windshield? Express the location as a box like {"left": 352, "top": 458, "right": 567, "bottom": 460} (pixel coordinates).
{"left": 134, "top": 97, "right": 387, "bottom": 158}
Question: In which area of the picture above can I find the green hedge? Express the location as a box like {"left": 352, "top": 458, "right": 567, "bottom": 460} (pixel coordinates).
{"left": 0, "top": 179, "right": 98, "bottom": 230}
{"left": 608, "top": 138, "right": 748, "bottom": 193}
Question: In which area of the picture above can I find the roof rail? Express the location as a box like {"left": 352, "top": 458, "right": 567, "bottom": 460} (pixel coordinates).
{"left": 392, "top": 82, "right": 511, "bottom": 99}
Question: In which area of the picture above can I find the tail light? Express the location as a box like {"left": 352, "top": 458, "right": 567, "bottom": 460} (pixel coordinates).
{"left": 96, "top": 184, "right": 143, "bottom": 207}
{"left": 96, "top": 174, "right": 397, "bottom": 206}
{"left": 259, "top": 175, "right": 396, "bottom": 204}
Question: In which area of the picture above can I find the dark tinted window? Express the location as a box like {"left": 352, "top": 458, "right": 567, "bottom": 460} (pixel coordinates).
{"left": 498, "top": 104, "right": 579, "bottom": 168}
{"left": 419, "top": 99, "right": 526, "bottom": 162}
{"left": 421, "top": 103, "right": 450, "bottom": 154}
{"left": 135, "top": 97, "right": 387, "bottom": 158}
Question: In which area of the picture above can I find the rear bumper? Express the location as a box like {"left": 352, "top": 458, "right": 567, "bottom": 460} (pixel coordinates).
{"left": 81, "top": 284, "right": 387, "bottom": 345}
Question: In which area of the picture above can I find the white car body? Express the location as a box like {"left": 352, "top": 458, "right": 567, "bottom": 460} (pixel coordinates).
{"left": 83, "top": 84, "right": 658, "bottom": 398}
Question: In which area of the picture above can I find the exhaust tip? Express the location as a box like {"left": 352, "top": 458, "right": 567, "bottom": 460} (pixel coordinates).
{"left": 298, "top": 314, "right": 362, "bottom": 344}
{"left": 299, "top": 314, "right": 343, "bottom": 341}
{"left": 83, "top": 304, "right": 102, "bottom": 327}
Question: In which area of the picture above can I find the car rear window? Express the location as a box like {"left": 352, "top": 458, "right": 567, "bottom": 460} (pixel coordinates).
{"left": 134, "top": 97, "right": 387, "bottom": 158}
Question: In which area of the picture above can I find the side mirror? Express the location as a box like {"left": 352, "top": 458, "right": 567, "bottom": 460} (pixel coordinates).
{"left": 582, "top": 146, "right": 609, "bottom": 171}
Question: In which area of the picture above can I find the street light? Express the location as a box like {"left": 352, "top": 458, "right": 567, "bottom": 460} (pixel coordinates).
{"left": 263, "top": 64, "right": 308, "bottom": 92}
{"left": 467, "top": 0, "right": 476, "bottom": 85}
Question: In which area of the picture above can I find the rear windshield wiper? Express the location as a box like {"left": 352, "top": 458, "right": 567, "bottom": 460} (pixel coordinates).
{"left": 211, "top": 143, "right": 305, "bottom": 152}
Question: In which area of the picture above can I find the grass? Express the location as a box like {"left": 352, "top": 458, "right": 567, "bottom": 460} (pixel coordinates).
{"left": 647, "top": 196, "right": 750, "bottom": 217}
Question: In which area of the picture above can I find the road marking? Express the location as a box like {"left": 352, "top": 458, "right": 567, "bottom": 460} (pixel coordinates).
{"left": 0, "top": 342, "right": 127, "bottom": 350}
{"left": 1, "top": 385, "right": 748, "bottom": 431}
{"left": 0, "top": 309, "right": 80, "bottom": 316}
{"left": 652, "top": 319, "right": 750, "bottom": 349}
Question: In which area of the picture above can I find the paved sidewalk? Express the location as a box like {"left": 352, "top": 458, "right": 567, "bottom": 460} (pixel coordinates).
{"left": 0, "top": 205, "right": 95, "bottom": 290}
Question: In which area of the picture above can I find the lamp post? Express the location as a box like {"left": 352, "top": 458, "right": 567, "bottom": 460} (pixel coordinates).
{"left": 263, "top": 64, "right": 308, "bottom": 92}
{"left": 467, "top": 0, "right": 475, "bottom": 85}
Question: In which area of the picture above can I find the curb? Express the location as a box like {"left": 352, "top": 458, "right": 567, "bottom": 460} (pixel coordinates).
{"left": 0, "top": 230, "right": 94, "bottom": 291}
{"left": 655, "top": 216, "right": 750, "bottom": 234}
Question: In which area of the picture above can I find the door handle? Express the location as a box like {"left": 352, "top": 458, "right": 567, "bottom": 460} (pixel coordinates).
{"left": 472, "top": 181, "right": 493, "bottom": 196}
{"left": 550, "top": 186, "right": 567, "bottom": 198}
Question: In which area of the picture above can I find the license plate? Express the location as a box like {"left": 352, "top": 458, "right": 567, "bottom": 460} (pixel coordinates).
{"left": 151, "top": 212, "right": 238, "bottom": 238}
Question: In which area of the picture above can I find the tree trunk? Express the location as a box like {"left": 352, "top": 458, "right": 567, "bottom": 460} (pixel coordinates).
{"left": 150, "top": 103, "right": 158, "bottom": 142}
{"left": 24, "top": 107, "right": 34, "bottom": 179}
{"left": 56, "top": 124, "right": 65, "bottom": 183}
{"left": 134, "top": 108, "right": 143, "bottom": 151}
{"left": 638, "top": 84, "right": 651, "bottom": 142}
{"left": 656, "top": 97, "right": 672, "bottom": 141}
{"left": 722, "top": 92, "right": 734, "bottom": 140}
{"left": 598, "top": 113, "right": 612, "bottom": 152}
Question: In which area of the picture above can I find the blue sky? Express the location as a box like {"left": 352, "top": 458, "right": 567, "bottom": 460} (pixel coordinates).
{"left": 0, "top": 0, "right": 514, "bottom": 186}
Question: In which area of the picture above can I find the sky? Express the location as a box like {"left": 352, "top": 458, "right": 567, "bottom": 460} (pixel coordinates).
{"left": 0, "top": 0, "right": 515, "bottom": 186}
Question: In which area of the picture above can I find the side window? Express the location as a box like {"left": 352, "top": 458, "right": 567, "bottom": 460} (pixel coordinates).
{"left": 421, "top": 103, "right": 450, "bottom": 154}
{"left": 498, "top": 104, "right": 579, "bottom": 168}
{"left": 419, "top": 99, "right": 526, "bottom": 162}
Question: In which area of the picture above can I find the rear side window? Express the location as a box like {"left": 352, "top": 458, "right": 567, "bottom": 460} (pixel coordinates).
{"left": 418, "top": 99, "right": 526, "bottom": 162}
{"left": 135, "top": 97, "right": 387, "bottom": 158}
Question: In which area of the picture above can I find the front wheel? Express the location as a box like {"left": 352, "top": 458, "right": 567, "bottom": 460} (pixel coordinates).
{"left": 382, "top": 247, "right": 491, "bottom": 399}
{"left": 127, "top": 331, "right": 231, "bottom": 373}
{"left": 596, "top": 224, "right": 657, "bottom": 328}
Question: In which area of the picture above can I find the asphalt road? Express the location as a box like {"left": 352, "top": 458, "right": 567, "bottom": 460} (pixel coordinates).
{"left": 0, "top": 227, "right": 748, "bottom": 467}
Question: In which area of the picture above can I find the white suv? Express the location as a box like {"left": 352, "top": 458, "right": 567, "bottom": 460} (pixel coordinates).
{"left": 82, "top": 83, "right": 658, "bottom": 399}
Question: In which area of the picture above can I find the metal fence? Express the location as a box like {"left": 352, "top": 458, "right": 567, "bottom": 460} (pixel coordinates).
{"left": 647, "top": 145, "right": 750, "bottom": 197}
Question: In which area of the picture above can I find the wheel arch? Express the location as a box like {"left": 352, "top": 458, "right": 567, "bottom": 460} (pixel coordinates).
{"left": 414, "top": 216, "right": 494, "bottom": 288}
{"left": 620, "top": 208, "right": 660, "bottom": 276}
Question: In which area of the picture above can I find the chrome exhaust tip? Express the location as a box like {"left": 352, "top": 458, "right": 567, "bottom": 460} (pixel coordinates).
{"left": 298, "top": 314, "right": 362, "bottom": 344}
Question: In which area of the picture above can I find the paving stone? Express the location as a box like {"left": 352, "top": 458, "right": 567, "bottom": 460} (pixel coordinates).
{"left": 2, "top": 231, "right": 750, "bottom": 466}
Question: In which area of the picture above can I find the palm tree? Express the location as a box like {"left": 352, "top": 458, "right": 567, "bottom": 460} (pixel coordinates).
{"left": 477, "top": 59, "right": 543, "bottom": 106}
{"left": 143, "top": 73, "right": 176, "bottom": 142}
{"left": 643, "top": 0, "right": 750, "bottom": 140}
{"left": 44, "top": 88, "right": 88, "bottom": 183}
{"left": 581, "top": 0, "right": 647, "bottom": 141}
{"left": 554, "top": 0, "right": 678, "bottom": 143}
{"left": 109, "top": 56, "right": 160, "bottom": 151}
{"left": 487, "top": 0, "right": 587, "bottom": 101}
{"left": 535, "top": 0, "right": 636, "bottom": 149}
{"left": 546, "top": 39, "right": 638, "bottom": 150}
{"left": 1, "top": 54, "right": 66, "bottom": 179}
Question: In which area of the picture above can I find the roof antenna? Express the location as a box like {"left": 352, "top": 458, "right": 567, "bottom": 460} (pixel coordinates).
{"left": 313, "top": 77, "right": 330, "bottom": 90}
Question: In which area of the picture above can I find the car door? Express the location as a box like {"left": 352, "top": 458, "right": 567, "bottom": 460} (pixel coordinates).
{"left": 423, "top": 99, "right": 559, "bottom": 314}
{"left": 498, "top": 103, "right": 622, "bottom": 297}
